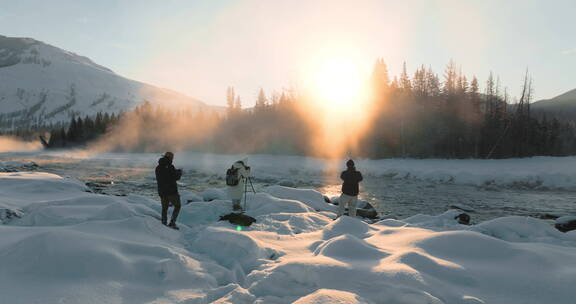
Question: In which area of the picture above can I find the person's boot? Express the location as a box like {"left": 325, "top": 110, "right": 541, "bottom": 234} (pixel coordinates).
{"left": 168, "top": 221, "right": 179, "bottom": 230}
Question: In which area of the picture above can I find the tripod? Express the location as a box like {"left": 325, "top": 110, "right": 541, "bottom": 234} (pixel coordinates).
{"left": 242, "top": 176, "right": 256, "bottom": 212}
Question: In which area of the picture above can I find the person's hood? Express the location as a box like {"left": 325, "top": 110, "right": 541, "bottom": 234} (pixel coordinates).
{"left": 235, "top": 158, "right": 248, "bottom": 168}
{"left": 158, "top": 156, "right": 172, "bottom": 166}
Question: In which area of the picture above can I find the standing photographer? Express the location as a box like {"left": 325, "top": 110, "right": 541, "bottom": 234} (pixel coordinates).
{"left": 226, "top": 159, "right": 251, "bottom": 211}
{"left": 337, "top": 159, "right": 363, "bottom": 218}
{"left": 155, "top": 152, "right": 183, "bottom": 229}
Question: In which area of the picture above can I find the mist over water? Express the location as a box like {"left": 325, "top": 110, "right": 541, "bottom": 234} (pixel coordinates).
{"left": 0, "top": 136, "right": 42, "bottom": 152}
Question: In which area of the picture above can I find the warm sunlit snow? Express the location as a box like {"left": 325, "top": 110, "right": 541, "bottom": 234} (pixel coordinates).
{"left": 1, "top": 170, "right": 575, "bottom": 303}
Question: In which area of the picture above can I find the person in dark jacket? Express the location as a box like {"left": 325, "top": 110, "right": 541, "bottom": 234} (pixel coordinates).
{"left": 155, "top": 152, "right": 182, "bottom": 229}
{"left": 337, "top": 159, "right": 363, "bottom": 218}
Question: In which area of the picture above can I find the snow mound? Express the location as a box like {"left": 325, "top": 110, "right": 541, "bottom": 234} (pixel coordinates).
{"left": 0, "top": 172, "right": 88, "bottom": 212}
{"left": 0, "top": 219, "right": 219, "bottom": 304}
{"left": 415, "top": 230, "right": 576, "bottom": 302}
{"left": 471, "top": 216, "right": 576, "bottom": 245}
{"left": 200, "top": 187, "right": 227, "bottom": 201}
{"left": 293, "top": 289, "right": 372, "bottom": 304}
{"left": 192, "top": 226, "right": 282, "bottom": 273}
{"left": 244, "top": 193, "right": 315, "bottom": 216}
{"left": 252, "top": 212, "right": 331, "bottom": 235}
{"left": 265, "top": 185, "right": 337, "bottom": 212}
{"left": 314, "top": 234, "right": 390, "bottom": 261}
{"left": 323, "top": 216, "right": 376, "bottom": 239}
{"left": 374, "top": 218, "right": 407, "bottom": 227}
{"left": 404, "top": 209, "right": 466, "bottom": 230}
{"left": 180, "top": 190, "right": 204, "bottom": 203}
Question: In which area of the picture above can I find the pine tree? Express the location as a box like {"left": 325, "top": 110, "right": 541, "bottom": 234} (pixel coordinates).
{"left": 255, "top": 88, "right": 267, "bottom": 111}
{"left": 226, "top": 86, "right": 236, "bottom": 117}
{"left": 443, "top": 60, "right": 457, "bottom": 96}
{"left": 371, "top": 58, "right": 390, "bottom": 99}
{"left": 234, "top": 96, "right": 242, "bottom": 112}
{"left": 399, "top": 62, "right": 412, "bottom": 93}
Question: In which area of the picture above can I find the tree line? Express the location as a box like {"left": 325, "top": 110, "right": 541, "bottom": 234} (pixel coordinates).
{"left": 39, "top": 112, "right": 119, "bottom": 148}
{"left": 362, "top": 60, "right": 576, "bottom": 158}
{"left": 10, "top": 59, "right": 576, "bottom": 158}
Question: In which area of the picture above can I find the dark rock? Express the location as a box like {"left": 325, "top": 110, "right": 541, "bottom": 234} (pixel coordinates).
{"left": 555, "top": 216, "right": 576, "bottom": 232}
{"left": 455, "top": 213, "right": 471, "bottom": 225}
{"left": 537, "top": 213, "right": 563, "bottom": 220}
{"left": 0, "top": 208, "right": 22, "bottom": 223}
{"left": 357, "top": 208, "right": 378, "bottom": 219}
{"left": 219, "top": 212, "right": 256, "bottom": 227}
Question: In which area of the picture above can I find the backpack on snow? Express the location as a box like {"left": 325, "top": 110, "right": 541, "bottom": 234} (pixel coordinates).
{"left": 226, "top": 166, "right": 240, "bottom": 186}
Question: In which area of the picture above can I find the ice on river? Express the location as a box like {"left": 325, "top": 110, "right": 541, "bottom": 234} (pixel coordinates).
{"left": 1, "top": 171, "right": 576, "bottom": 303}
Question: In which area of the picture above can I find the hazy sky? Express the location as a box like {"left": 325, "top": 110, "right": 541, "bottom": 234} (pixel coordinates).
{"left": 1, "top": 0, "right": 574, "bottom": 106}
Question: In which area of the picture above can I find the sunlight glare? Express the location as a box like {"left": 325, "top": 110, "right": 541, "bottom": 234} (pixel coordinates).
{"left": 309, "top": 56, "right": 367, "bottom": 116}
{"left": 299, "top": 51, "right": 372, "bottom": 159}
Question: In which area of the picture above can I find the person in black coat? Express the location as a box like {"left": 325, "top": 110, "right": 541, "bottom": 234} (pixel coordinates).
{"left": 155, "top": 152, "right": 182, "bottom": 229}
{"left": 337, "top": 159, "right": 363, "bottom": 218}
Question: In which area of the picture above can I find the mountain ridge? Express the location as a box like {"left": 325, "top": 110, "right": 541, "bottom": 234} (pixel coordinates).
{"left": 532, "top": 87, "right": 576, "bottom": 120}
{"left": 0, "top": 34, "right": 220, "bottom": 130}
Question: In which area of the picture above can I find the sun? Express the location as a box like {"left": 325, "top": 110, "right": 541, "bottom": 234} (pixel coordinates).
{"left": 298, "top": 53, "right": 372, "bottom": 158}
{"left": 310, "top": 57, "right": 366, "bottom": 115}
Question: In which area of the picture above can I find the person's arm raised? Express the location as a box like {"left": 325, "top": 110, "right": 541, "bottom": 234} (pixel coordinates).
{"left": 171, "top": 165, "right": 182, "bottom": 181}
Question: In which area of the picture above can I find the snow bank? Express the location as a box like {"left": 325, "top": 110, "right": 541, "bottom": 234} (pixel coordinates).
{"left": 265, "top": 185, "right": 337, "bottom": 212}
{"left": 293, "top": 289, "right": 371, "bottom": 304}
{"left": 1, "top": 171, "right": 576, "bottom": 304}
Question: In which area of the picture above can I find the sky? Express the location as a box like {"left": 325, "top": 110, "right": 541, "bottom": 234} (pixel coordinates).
{"left": 0, "top": 0, "right": 575, "bottom": 106}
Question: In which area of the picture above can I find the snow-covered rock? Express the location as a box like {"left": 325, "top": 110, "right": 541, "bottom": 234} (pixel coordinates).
{"left": 0, "top": 160, "right": 38, "bottom": 171}
{"left": 265, "top": 185, "right": 337, "bottom": 212}
{"left": 293, "top": 289, "right": 372, "bottom": 304}
{"left": 180, "top": 190, "right": 204, "bottom": 204}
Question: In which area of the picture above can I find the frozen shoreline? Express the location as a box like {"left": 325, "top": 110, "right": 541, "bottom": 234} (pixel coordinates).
{"left": 4, "top": 151, "right": 576, "bottom": 190}
{"left": 3, "top": 151, "right": 576, "bottom": 223}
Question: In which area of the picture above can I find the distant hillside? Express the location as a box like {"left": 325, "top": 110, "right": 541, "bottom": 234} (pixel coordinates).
{"left": 532, "top": 88, "right": 576, "bottom": 121}
{"left": 0, "top": 35, "right": 221, "bottom": 130}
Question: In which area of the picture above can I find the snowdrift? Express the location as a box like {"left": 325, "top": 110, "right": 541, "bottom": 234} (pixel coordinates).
{"left": 1, "top": 172, "right": 576, "bottom": 303}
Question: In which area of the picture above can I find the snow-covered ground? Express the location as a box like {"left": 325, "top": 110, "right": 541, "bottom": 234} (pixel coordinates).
{"left": 1, "top": 171, "right": 575, "bottom": 303}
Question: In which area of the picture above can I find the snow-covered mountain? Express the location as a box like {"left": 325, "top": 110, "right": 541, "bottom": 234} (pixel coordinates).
{"left": 0, "top": 35, "right": 218, "bottom": 130}
{"left": 532, "top": 88, "right": 576, "bottom": 120}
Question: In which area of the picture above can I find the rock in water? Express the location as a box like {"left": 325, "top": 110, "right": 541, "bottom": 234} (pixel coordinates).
{"left": 555, "top": 216, "right": 576, "bottom": 232}
{"left": 455, "top": 213, "right": 471, "bottom": 225}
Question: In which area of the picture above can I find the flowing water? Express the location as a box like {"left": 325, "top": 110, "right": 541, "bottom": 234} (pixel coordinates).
{"left": 2, "top": 151, "right": 575, "bottom": 224}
